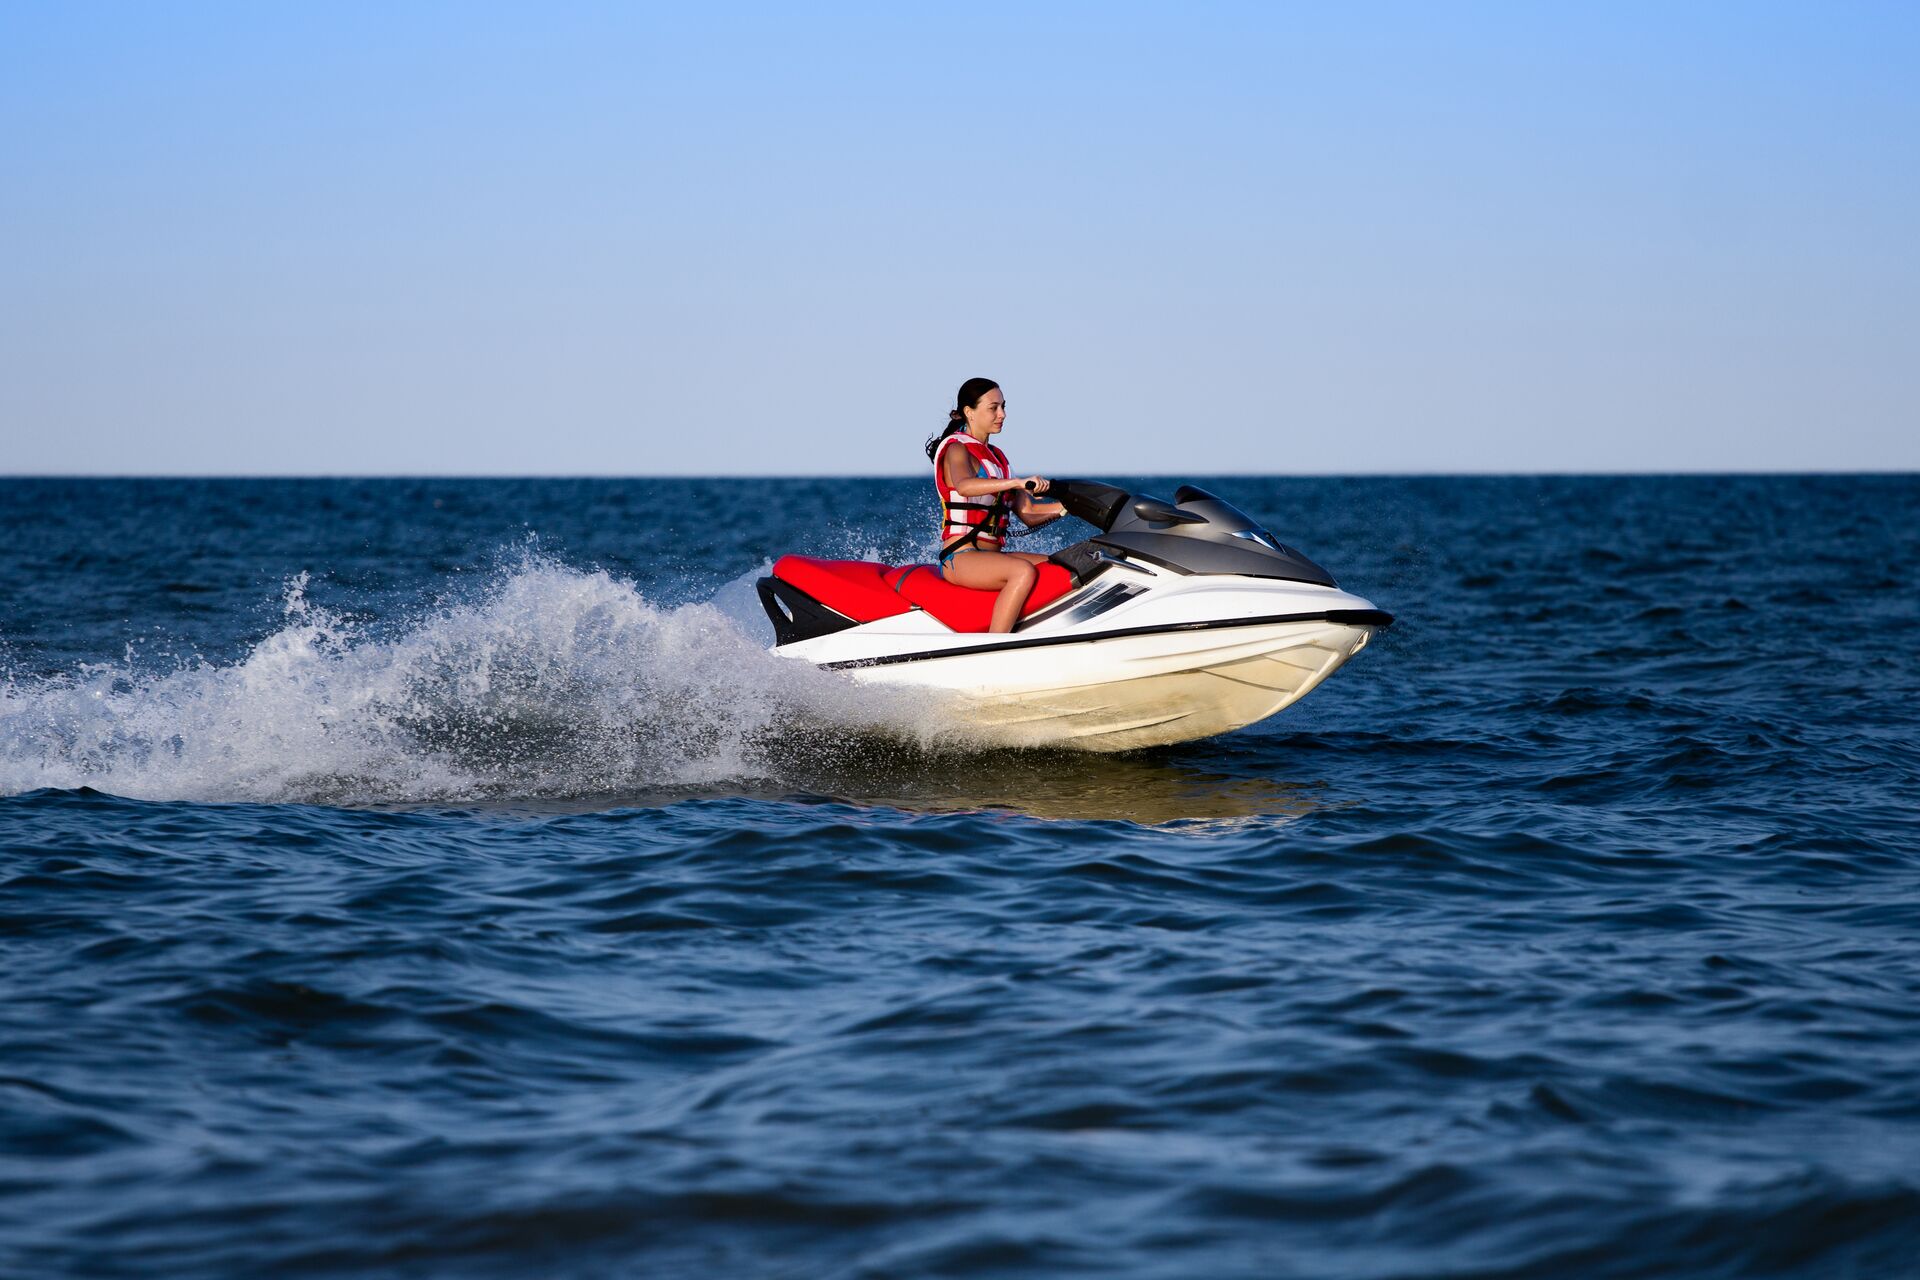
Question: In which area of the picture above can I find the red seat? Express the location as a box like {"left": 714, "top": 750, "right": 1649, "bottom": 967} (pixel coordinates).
{"left": 892, "top": 562, "right": 1075, "bottom": 632}
{"left": 770, "top": 557, "right": 912, "bottom": 624}
{"left": 771, "top": 557, "right": 1076, "bottom": 634}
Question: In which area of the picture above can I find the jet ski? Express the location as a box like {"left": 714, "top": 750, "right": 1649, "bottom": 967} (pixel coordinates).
{"left": 756, "top": 480, "right": 1392, "bottom": 751}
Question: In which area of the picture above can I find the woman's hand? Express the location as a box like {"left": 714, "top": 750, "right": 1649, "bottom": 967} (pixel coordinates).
{"left": 1020, "top": 476, "right": 1051, "bottom": 494}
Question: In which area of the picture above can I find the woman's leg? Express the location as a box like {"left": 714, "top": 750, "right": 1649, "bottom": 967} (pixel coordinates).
{"left": 943, "top": 550, "right": 1040, "bottom": 633}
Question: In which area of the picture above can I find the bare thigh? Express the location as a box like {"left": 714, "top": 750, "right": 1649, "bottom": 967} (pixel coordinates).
{"left": 943, "top": 549, "right": 1041, "bottom": 589}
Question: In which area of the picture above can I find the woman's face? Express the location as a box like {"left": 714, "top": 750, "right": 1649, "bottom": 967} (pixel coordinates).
{"left": 964, "top": 387, "right": 1006, "bottom": 436}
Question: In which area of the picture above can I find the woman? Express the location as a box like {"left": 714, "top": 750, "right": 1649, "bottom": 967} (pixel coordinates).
{"left": 926, "top": 377, "right": 1065, "bottom": 633}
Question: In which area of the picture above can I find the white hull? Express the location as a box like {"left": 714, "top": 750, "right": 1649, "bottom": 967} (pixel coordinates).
{"left": 853, "top": 616, "right": 1376, "bottom": 751}
{"left": 776, "top": 566, "right": 1386, "bottom": 752}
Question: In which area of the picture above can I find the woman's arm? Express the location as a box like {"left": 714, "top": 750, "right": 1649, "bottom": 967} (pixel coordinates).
{"left": 941, "top": 446, "right": 1046, "bottom": 499}
{"left": 1013, "top": 489, "right": 1064, "bottom": 527}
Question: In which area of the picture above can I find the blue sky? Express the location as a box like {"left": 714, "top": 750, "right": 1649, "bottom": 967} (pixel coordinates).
{"left": 3, "top": 1, "right": 1914, "bottom": 474}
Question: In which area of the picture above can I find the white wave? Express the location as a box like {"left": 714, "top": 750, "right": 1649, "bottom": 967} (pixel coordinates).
{"left": 0, "top": 558, "right": 961, "bottom": 805}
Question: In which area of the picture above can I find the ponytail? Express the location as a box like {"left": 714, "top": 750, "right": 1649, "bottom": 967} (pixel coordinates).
{"left": 923, "top": 412, "right": 966, "bottom": 463}
{"left": 923, "top": 378, "right": 1000, "bottom": 463}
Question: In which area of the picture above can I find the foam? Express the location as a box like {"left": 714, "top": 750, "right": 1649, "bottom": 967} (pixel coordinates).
{"left": 0, "top": 557, "right": 963, "bottom": 805}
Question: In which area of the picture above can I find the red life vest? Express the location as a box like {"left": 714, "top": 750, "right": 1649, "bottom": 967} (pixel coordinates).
{"left": 933, "top": 432, "right": 1012, "bottom": 551}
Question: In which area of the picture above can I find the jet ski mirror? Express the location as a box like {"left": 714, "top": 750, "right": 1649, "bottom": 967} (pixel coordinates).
{"left": 1131, "top": 497, "right": 1206, "bottom": 525}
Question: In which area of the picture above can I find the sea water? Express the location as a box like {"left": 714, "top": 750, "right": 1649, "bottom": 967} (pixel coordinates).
{"left": 2, "top": 475, "right": 1916, "bottom": 1278}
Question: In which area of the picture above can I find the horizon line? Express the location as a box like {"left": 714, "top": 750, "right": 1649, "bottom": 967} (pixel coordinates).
{"left": 4, "top": 468, "right": 1917, "bottom": 481}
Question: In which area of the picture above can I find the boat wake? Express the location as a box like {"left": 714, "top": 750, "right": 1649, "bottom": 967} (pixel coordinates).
{"left": 0, "top": 557, "right": 965, "bottom": 806}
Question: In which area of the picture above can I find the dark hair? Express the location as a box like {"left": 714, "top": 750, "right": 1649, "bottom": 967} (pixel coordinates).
{"left": 924, "top": 377, "right": 1001, "bottom": 462}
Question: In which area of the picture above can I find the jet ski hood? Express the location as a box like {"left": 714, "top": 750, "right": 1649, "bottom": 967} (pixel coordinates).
{"left": 1047, "top": 479, "right": 1338, "bottom": 586}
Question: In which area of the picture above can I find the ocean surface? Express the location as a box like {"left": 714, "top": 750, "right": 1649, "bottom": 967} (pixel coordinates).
{"left": 2, "top": 474, "right": 1916, "bottom": 1279}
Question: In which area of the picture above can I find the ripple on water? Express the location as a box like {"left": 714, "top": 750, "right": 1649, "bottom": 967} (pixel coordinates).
{"left": 3, "top": 476, "right": 1919, "bottom": 1277}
